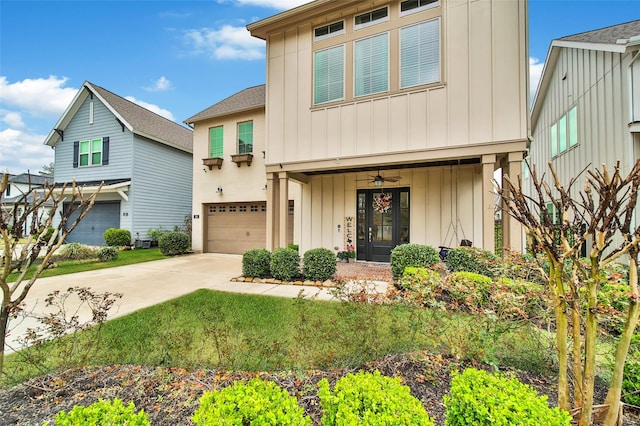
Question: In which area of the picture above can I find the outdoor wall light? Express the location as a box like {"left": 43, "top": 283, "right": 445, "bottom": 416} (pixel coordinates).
{"left": 216, "top": 186, "right": 223, "bottom": 194}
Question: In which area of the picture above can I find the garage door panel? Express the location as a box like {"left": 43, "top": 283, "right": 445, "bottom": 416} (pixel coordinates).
{"left": 65, "top": 202, "right": 120, "bottom": 246}
{"left": 206, "top": 203, "right": 266, "bottom": 254}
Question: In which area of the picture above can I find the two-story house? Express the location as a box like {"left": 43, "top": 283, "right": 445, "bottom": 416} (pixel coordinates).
{"left": 247, "top": 0, "right": 529, "bottom": 261}
{"left": 44, "top": 81, "right": 193, "bottom": 246}
{"left": 185, "top": 85, "right": 299, "bottom": 254}
{"left": 528, "top": 20, "right": 640, "bottom": 246}
{"left": 1, "top": 173, "right": 53, "bottom": 237}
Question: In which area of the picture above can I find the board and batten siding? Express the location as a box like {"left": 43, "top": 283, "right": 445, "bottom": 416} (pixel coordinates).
{"left": 53, "top": 97, "right": 134, "bottom": 183}
{"left": 131, "top": 135, "right": 193, "bottom": 240}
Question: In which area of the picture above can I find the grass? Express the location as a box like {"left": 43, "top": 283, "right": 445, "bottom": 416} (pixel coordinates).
{"left": 6, "top": 248, "right": 167, "bottom": 282}
{"left": 2, "top": 289, "right": 553, "bottom": 387}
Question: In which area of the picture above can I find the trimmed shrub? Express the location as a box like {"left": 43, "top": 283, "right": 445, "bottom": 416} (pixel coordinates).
{"left": 318, "top": 370, "right": 434, "bottom": 425}
{"left": 270, "top": 247, "right": 300, "bottom": 281}
{"left": 192, "top": 378, "right": 310, "bottom": 425}
{"left": 390, "top": 244, "right": 440, "bottom": 280}
{"left": 444, "top": 247, "right": 499, "bottom": 278}
{"left": 58, "top": 243, "right": 96, "bottom": 261}
{"left": 242, "top": 248, "right": 271, "bottom": 277}
{"left": 491, "top": 277, "right": 550, "bottom": 321}
{"left": 103, "top": 228, "right": 132, "bottom": 247}
{"left": 398, "top": 267, "right": 443, "bottom": 305}
{"left": 444, "top": 368, "right": 571, "bottom": 426}
{"left": 288, "top": 244, "right": 299, "bottom": 253}
{"left": 54, "top": 398, "right": 150, "bottom": 426}
{"left": 442, "top": 272, "right": 493, "bottom": 310}
{"left": 158, "top": 231, "right": 190, "bottom": 256}
{"left": 303, "top": 247, "right": 337, "bottom": 281}
{"left": 97, "top": 246, "right": 119, "bottom": 262}
{"left": 40, "top": 227, "right": 58, "bottom": 244}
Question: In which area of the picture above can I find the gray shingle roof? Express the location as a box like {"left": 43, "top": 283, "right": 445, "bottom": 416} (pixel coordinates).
{"left": 185, "top": 85, "right": 265, "bottom": 124}
{"left": 559, "top": 19, "right": 640, "bottom": 45}
{"left": 88, "top": 82, "right": 193, "bottom": 153}
{"left": 8, "top": 173, "right": 52, "bottom": 186}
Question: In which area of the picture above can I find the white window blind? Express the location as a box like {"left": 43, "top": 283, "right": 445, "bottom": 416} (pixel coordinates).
{"left": 314, "top": 45, "right": 344, "bottom": 104}
{"left": 400, "top": 19, "right": 440, "bottom": 88}
{"left": 354, "top": 33, "right": 389, "bottom": 97}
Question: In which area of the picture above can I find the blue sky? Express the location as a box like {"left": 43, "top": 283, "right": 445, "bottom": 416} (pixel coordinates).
{"left": 1, "top": 0, "right": 638, "bottom": 175}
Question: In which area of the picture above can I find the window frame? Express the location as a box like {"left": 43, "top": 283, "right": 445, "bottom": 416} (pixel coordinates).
{"left": 399, "top": 18, "right": 441, "bottom": 89}
{"left": 78, "top": 138, "right": 103, "bottom": 167}
{"left": 354, "top": 32, "right": 390, "bottom": 98}
{"left": 208, "top": 126, "right": 223, "bottom": 158}
{"left": 550, "top": 105, "right": 578, "bottom": 157}
{"left": 400, "top": 0, "right": 439, "bottom": 16}
{"left": 354, "top": 6, "right": 389, "bottom": 30}
{"left": 314, "top": 20, "right": 345, "bottom": 41}
{"left": 237, "top": 120, "right": 254, "bottom": 155}
{"left": 313, "top": 44, "right": 345, "bottom": 105}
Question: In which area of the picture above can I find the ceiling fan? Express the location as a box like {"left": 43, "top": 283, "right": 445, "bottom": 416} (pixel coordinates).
{"left": 357, "top": 169, "right": 401, "bottom": 187}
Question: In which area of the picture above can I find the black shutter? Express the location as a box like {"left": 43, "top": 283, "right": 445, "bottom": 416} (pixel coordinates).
{"left": 73, "top": 141, "right": 79, "bottom": 168}
{"left": 102, "top": 137, "right": 110, "bottom": 165}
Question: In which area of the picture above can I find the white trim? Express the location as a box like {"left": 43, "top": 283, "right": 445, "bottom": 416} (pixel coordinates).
{"left": 313, "top": 20, "right": 345, "bottom": 42}
{"left": 399, "top": 0, "right": 439, "bottom": 17}
{"left": 354, "top": 6, "right": 389, "bottom": 31}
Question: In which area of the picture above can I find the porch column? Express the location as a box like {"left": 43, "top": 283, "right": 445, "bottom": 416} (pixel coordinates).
{"left": 482, "top": 154, "right": 496, "bottom": 253}
{"left": 266, "top": 172, "right": 277, "bottom": 251}
{"left": 502, "top": 151, "right": 524, "bottom": 253}
{"left": 278, "top": 172, "right": 289, "bottom": 249}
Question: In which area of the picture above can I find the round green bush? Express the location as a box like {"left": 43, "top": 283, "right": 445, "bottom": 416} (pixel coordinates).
{"left": 303, "top": 247, "right": 337, "bottom": 281}
{"left": 58, "top": 242, "right": 97, "bottom": 260}
{"left": 398, "top": 267, "right": 443, "bottom": 304}
{"left": 54, "top": 398, "right": 150, "bottom": 426}
{"left": 318, "top": 370, "right": 434, "bottom": 425}
{"left": 444, "top": 247, "right": 499, "bottom": 278}
{"left": 97, "top": 246, "right": 119, "bottom": 262}
{"left": 242, "top": 248, "right": 272, "bottom": 277}
{"left": 390, "top": 244, "right": 440, "bottom": 280}
{"left": 158, "top": 231, "right": 190, "bottom": 256}
{"left": 270, "top": 247, "right": 300, "bottom": 281}
{"left": 444, "top": 368, "right": 571, "bottom": 426}
{"left": 192, "top": 378, "right": 311, "bottom": 425}
{"left": 103, "top": 228, "right": 132, "bottom": 247}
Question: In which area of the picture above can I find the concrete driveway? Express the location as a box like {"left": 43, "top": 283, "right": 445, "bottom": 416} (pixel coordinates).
{"left": 4, "top": 253, "right": 336, "bottom": 354}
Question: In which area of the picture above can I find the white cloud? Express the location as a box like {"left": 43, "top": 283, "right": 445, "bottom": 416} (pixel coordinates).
{"left": 145, "top": 76, "right": 173, "bottom": 92}
{"left": 0, "top": 76, "right": 78, "bottom": 118}
{"left": 125, "top": 96, "right": 175, "bottom": 121}
{"left": 0, "top": 128, "right": 52, "bottom": 174}
{"left": 185, "top": 24, "right": 265, "bottom": 60}
{"left": 1, "top": 111, "right": 26, "bottom": 129}
{"left": 529, "top": 57, "right": 545, "bottom": 104}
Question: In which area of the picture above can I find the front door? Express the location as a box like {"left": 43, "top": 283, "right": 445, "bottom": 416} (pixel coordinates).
{"left": 356, "top": 188, "right": 410, "bottom": 262}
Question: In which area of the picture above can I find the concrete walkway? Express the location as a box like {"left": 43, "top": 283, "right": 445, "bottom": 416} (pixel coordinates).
{"left": 5, "top": 253, "right": 383, "bottom": 354}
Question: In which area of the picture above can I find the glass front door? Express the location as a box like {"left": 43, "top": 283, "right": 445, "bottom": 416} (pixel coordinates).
{"left": 356, "top": 188, "right": 409, "bottom": 262}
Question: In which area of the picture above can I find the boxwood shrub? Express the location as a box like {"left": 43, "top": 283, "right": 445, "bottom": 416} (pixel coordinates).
{"left": 398, "top": 267, "right": 443, "bottom": 304}
{"left": 53, "top": 398, "right": 150, "bottom": 426}
{"left": 192, "top": 378, "right": 310, "bottom": 425}
{"left": 97, "top": 246, "right": 119, "bottom": 262}
{"left": 302, "top": 247, "right": 337, "bottom": 281}
{"left": 442, "top": 271, "right": 493, "bottom": 310}
{"left": 390, "top": 244, "right": 440, "bottom": 280}
{"left": 103, "top": 228, "right": 132, "bottom": 247}
{"left": 242, "top": 248, "right": 272, "bottom": 277}
{"left": 158, "top": 231, "right": 190, "bottom": 256}
{"left": 444, "top": 247, "right": 499, "bottom": 278}
{"left": 270, "top": 247, "right": 300, "bottom": 281}
{"left": 444, "top": 368, "right": 571, "bottom": 426}
{"left": 318, "top": 370, "right": 434, "bottom": 425}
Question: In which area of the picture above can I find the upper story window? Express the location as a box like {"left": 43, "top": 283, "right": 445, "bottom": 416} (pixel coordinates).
{"left": 209, "top": 126, "right": 223, "bottom": 158}
{"left": 314, "top": 45, "right": 345, "bottom": 105}
{"left": 550, "top": 106, "right": 578, "bottom": 157}
{"left": 79, "top": 138, "right": 102, "bottom": 166}
{"left": 354, "top": 33, "right": 389, "bottom": 97}
{"left": 237, "top": 121, "right": 253, "bottom": 154}
{"left": 400, "top": 18, "right": 440, "bottom": 88}
{"left": 400, "top": 0, "right": 439, "bottom": 16}
{"left": 314, "top": 20, "right": 345, "bottom": 41}
{"left": 5, "top": 184, "right": 10, "bottom": 197}
{"left": 354, "top": 7, "right": 388, "bottom": 30}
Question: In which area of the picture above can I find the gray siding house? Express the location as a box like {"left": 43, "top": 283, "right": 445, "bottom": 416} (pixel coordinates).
{"left": 44, "top": 81, "right": 193, "bottom": 246}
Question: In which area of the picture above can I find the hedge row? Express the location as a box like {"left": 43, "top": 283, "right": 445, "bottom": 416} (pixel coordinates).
{"left": 242, "top": 247, "right": 337, "bottom": 282}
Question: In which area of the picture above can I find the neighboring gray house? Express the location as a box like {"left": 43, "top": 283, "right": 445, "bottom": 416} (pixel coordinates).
{"left": 527, "top": 20, "right": 640, "bottom": 250}
{"left": 1, "top": 173, "right": 53, "bottom": 236}
{"left": 44, "top": 81, "right": 193, "bottom": 246}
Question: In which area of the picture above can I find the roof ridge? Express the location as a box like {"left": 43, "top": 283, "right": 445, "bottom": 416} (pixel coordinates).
{"left": 558, "top": 19, "right": 640, "bottom": 42}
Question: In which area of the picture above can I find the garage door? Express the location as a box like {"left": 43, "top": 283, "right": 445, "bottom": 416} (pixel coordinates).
{"left": 64, "top": 202, "right": 120, "bottom": 246}
{"left": 206, "top": 202, "right": 267, "bottom": 254}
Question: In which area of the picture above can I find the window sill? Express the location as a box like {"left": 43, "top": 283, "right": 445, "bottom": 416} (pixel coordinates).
{"left": 231, "top": 153, "right": 254, "bottom": 167}
{"left": 203, "top": 157, "right": 224, "bottom": 170}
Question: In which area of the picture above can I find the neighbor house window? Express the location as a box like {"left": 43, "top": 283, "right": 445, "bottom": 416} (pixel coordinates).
{"left": 79, "top": 138, "right": 102, "bottom": 166}
{"left": 314, "top": 45, "right": 345, "bottom": 104}
{"left": 400, "top": 0, "right": 439, "bottom": 15}
{"left": 209, "top": 126, "right": 223, "bottom": 158}
{"left": 550, "top": 106, "right": 578, "bottom": 156}
{"left": 237, "top": 121, "right": 253, "bottom": 154}
{"left": 354, "top": 7, "right": 388, "bottom": 30}
{"left": 314, "top": 20, "right": 345, "bottom": 41}
{"left": 354, "top": 33, "right": 389, "bottom": 97}
{"left": 400, "top": 19, "right": 440, "bottom": 88}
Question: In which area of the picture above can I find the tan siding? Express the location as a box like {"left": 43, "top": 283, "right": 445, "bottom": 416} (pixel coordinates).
{"left": 469, "top": 0, "right": 492, "bottom": 144}
{"left": 372, "top": 98, "right": 390, "bottom": 153}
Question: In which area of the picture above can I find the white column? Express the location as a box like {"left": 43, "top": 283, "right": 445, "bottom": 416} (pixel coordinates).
{"left": 482, "top": 154, "right": 496, "bottom": 253}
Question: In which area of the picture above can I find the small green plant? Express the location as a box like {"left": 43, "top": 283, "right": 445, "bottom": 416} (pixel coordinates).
{"left": 58, "top": 243, "right": 96, "bottom": 260}
{"left": 444, "top": 368, "right": 571, "bottom": 426}
{"left": 303, "top": 247, "right": 337, "bottom": 281}
{"left": 147, "top": 226, "right": 166, "bottom": 242}
{"left": 97, "top": 246, "right": 119, "bottom": 262}
{"left": 242, "top": 248, "right": 271, "bottom": 277}
{"left": 288, "top": 244, "right": 299, "bottom": 252}
{"left": 158, "top": 231, "right": 190, "bottom": 256}
{"left": 53, "top": 398, "right": 150, "bottom": 425}
{"left": 622, "top": 355, "right": 640, "bottom": 406}
{"left": 336, "top": 250, "right": 350, "bottom": 261}
{"left": 270, "top": 247, "right": 300, "bottom": 281}
{"left": 442, "top": 271, "right": 493, "bottom": 310}
{"left": 398, "top": 267, "right": 442, "bottom": 305}
{"left": 103, "top": 228, "right": 132, "bottom": 247}
{"left": 318, "top": 370, "right": 434, "bottom": 425}
{"left": 192, "top": 378, "right": 311, "bottom": 425}
{"left": 390, "top": 244, "right": 440, "bottom": 280}
{"left": 444, "top": 246, "right": 499, "bottom": 278}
